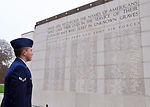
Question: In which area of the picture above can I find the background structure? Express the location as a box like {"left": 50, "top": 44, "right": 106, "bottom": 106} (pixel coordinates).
{"left": 30, "top": 0, "right": 150, "bottom": 106}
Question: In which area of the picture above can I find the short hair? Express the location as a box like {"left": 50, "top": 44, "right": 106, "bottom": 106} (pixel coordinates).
{"left": 14, "top": 47, "right": 28, "bottom": 57}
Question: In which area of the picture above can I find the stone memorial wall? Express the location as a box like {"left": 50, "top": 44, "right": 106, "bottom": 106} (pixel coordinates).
{"left": 31, "top": 0, "right": 150, "bottom": 106}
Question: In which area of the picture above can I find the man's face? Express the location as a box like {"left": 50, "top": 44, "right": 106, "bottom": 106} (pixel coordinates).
{"left": 24, "top": 47, "right": 33, "bottom": 61}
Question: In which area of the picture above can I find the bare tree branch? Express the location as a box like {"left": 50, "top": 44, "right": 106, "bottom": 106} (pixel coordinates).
{"left": 0, "top": 39, "right": 14, "bottom": 83}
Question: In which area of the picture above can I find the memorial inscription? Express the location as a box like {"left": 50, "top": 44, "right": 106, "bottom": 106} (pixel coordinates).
{"left": 43, "top": 0, "right": 144, "bottom": 95}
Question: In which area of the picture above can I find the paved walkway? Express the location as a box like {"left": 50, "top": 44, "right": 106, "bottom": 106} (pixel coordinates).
{"left": 0, "top": 93, "right": 3, "bottom": 103}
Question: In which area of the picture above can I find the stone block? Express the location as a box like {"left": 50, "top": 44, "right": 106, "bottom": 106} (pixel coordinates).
{"left": 97, "top": 79, "right": 104, "bottom": 94}
{"left": 145, "top": 79, "right": 150, "bottom": 96}
{"left": 141, "top": 16, "right": 150, "bottom": 31}
{"left": 76, "top": 93, "right": 89, "bottom": 107}
{"left": 144, "top": 63, "right": 150, "bottom": 78}
{"left": 97, "top": 52, "right": 104, "bottom": 65}
{"left": 139, "top": 0, "right": 150, "bottom": 4}
{"left": 141, "top": 31, "right": 150, "bottom": 46}
{"left": 146, "top": 96, "right": 150, "bottom": 107}
{"left": 143, "top": 47, "right": 150, "bottom": 62}
{"left": 140, "top": 2, "right": 150, "bottom": 17}
{"left": 97, "top": 39, "right": 104, "bottom": 52}
{"left": 123, "top": 96, "right": 145, "bottom": 107}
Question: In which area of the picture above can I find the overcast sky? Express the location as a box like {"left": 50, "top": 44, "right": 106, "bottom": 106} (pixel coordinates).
{"left": 0, "top": 0, "right": 94, "bottom": 42}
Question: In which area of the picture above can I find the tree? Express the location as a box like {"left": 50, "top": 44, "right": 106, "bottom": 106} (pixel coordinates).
{"left": 0, "top": 39, "right": 14, "bottom": 83}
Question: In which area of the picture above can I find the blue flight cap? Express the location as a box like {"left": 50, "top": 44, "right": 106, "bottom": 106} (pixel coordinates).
{"left": 10, "top": 38, "right": 33, "bottom": 49}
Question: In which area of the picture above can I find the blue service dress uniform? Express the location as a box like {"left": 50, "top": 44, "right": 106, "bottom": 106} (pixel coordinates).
{"left": 1, "top": 57, "right": 32, "bottom": 107}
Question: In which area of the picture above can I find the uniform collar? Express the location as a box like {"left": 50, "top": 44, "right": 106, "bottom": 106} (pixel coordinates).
{"left": 16, "top": 57, "right": 26, "bottom": 65}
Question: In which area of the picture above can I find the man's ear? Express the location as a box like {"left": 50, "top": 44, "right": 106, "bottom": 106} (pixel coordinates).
{"left": 22, "top": 49, "right": 27, "bottom": 56}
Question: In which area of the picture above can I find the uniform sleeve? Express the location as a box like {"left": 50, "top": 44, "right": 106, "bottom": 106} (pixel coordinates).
{"left": 9, "top": 65, "right": 28, "bottom": 107}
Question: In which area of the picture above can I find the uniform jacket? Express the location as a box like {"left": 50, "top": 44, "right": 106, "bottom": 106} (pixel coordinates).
{"left": 1, "top": 57, "right": 32, "bottom": 107}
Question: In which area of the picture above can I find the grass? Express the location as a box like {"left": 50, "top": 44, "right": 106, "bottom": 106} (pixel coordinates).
{"left": 0, "top": 84, "right": 4, "bottom": 93}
